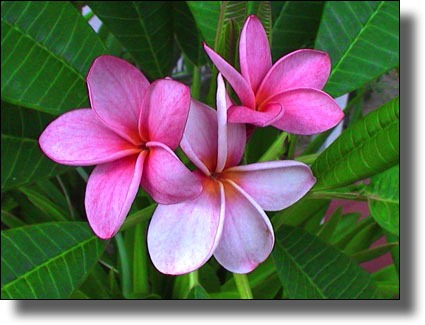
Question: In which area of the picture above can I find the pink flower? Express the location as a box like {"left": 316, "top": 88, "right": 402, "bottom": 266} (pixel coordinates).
{"left": 204, "top": 15, "right": 344, "bottom": 134}
{"left": 147, "top": 74, "right": 316, "bottom": 274}
{"left": 39, "top": 55, "right": 202, "bottom": 239}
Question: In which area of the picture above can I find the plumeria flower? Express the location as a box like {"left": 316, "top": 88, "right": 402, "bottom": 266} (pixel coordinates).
{"left": 204, "top": 15, "right": 344, "bottom": 134}
{"left": 39, "top": 55, "right": 202, "bottom": 239}
{"left": 147, "top": 74, "right": 316, "bottom": 274}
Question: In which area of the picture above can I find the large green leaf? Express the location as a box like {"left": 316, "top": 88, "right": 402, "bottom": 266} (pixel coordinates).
{"left": 187, "top": 1, "right": 221, "bottom": 48}
{"left": 187, "top": 1, "right": 248, "bottom": 51}
{"left": 173, "top": 2, "right": 206, "bottom": 66}
{"left": 272, "top": 226, "right": 380, "bottom": 299}
{"left": 1, "top": 101, "right": 67, "bottom": 191}
{"left": 312, "top": 97, "right": 399, "bottom": 191}
{"left": 272, "top": 1, "right": 324, "bottom": 60}
{"left": 315, "top": 1, "right": 399, "bottom": 97}
{"left": 87, "top": 1, "right": 174, "bottom": 79}
{"left": 1, "top": 1, "right": 106, "bottom": 114}
{"left": 1, "top": 222, "right": 106, "bottom": 299}
{"left": 367, "top": 165, "right": 399, "bottom": 236}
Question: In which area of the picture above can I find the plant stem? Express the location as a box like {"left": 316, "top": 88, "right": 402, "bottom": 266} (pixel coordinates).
{"left": 188, "top": 270, "right": 199, "bottom": 290}
{"left": 191, "top": 66, "right": 201, "bottom": 100}
{"left": 233, "top": 273, "right": 253, "bottom": 299}
{"left": 115, "top": 233, "right": 131, "bottom": 298}
{"left": 258, "top": 132, "right": 289, "bottom": 162}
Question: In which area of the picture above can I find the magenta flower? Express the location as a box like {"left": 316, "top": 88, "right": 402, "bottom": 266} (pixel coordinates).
{"left": 147, "top": 74, "right": 316, "bottom": 274}
{"left": 39, "top": 55, "right": 202, "bottom": 239}
{"left": 204, "top": 15, "right": 344, "bottom": 134}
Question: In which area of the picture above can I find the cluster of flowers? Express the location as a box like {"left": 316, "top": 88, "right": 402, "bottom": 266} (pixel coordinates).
{"left": 40, "top": 16, "right": 343, "bottom": 275}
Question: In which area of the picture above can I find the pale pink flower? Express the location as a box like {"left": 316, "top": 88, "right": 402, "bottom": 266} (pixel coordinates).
{"left": 204, "top": 15, "right": 344, "bottom": 134}
{"left": 39, "top": 55, "right": 202, "bottom": 239}
{"left": 147, "top": 74, "right": 316, "bottom": 274}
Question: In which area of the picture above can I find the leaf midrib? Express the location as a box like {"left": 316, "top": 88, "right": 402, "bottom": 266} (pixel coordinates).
{"left": 132, "top": 1, "right": 163, "bottom": 77}
{"left": 276, "top": 239, "right": 327, "bottom": 299}
{"left": 315, "top": 104, "right": 398, "bottom": 180}
{"left": 328, "top": 1, "right": 385, "bottom": 80}
{"left": 1, "top": 234, "right": 99, "bottom": 293}
{"left": 1, "top": 18, "right": 85, "bottom": 82}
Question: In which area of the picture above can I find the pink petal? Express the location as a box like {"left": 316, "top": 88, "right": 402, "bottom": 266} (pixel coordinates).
{"left": 214, "top": 181, "right": 274, "bottom": 274}
{"left": 227, "top": 102, "right": 284, "bottom": 127}
{"left": 239, "top": 15, "right": 272, "bottom": 93}
{"left": 141, "top": 141, "right": 202, "bottom": 205}
{"left": 139, "top": 79, "right": 190, "bottom": 149}
{"left": 224, "top": 160, "right": 316, "bottom": 211}
{"left": 87, "top": 55, "right": 149, "bottom": 145}
{"left": 85, "top": 152, "right": 146, "bottom": 239}
{"left": 215, "top": 74, "right": 246, "bottom": 172}
{"left": 203, "top": 43, "right": 256, "bottom": 108}
{"left": 267, "top": 88, "right": 344, "bottom": 135}
{"left": 147, "top": 178, "right": 225, "bottom": 275}
{"left": 256, "top": 49, "right": 331, "bottom": 104}
{"left": 181, "top": 100, "right": 218, "bottom": 175}
{"left": 39, "top": 109, "right": 139, "bottom": 166}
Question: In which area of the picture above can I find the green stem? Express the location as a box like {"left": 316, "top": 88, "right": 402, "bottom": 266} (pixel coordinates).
{"left": 115, "top": 233, "right": 131, "bottom": 298}
{"left": 133, "top": 223, "right": 149, "bottom": 294}
{"left": 233, "top": 273, "right": 253, "bottom": 299}
{"left": 56, "top": 175, "right": 75, "bottom": 220}
{"left": 188, "top": 270, "right": 199, "bottom": 290}
{"left": 191, "top": 66, "right": 201, "bottom": 100}
{"left": 258, "top": 132, "right": 289, "bottom": 162}
{"left": 311, "top": 190, "right": 368, "bottom": 201}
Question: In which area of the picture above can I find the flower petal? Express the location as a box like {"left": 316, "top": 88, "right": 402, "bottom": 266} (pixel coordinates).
{"left": 203, "top": 43, "right": 256, "bottom": 108}
{"left": 239, "top": 15, "right": 272, "bottom": 93}
{"left": 224, "top": 160, "right": 316, "bottom": 211}
{"left": 227, "top": 103, "right": 284, "bottom": 127}
{"left": 141, "top": 141, "right": 202, "bottom": 205}
{"left": 181, "top": 100, "right": 218, "bottom": 175}
{"left": 256, "top": 49, "right": 331, "bottom": 104}
{"left": 214, "top": 181, "right": 274, "bottom": 274}
{"left": 215, "top": 74, "right": 247, "bottom": 172}
{"left": 268, "top": 88, "right": 344, "bottom": 135}
{"left": 148, "top": 178, "right": 225, "bottom": 275}
{"left": 85, "top": 152, "right": 146, "bottom": 239}
{"left": 216, "top": 73, "right": 228, "bottom": 173}
{"left": 139, "top": 79, "right": 190, "bottom": 149}
{"left": 87, "top": 55, "right": 149, "bottom": 144}
{"left": 39, "top": 109, "right": 139, "bottom": 166}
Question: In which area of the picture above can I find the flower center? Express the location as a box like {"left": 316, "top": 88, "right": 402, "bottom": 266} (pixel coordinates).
{"left": 138, "top": 142, "right": 148, "bottom": 151}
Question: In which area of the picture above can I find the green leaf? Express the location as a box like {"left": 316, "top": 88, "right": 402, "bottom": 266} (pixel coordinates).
{"left": 173, "top": 2, "right": 206, "bottom": 66}
{"left": 272, "top": 226, "right": 380, "bottom": 299}
{"left": 316, "top": 1, "right": 399, "bottom": 97}
{"left": 372, "top": 264, "right": 399, "bottom": 298}
{"left": 341, "top": 221, "right": 383, "bottom": 255}
{"left": 1, "top": 101, "right": 67, "bottom": 191}
{"left": 185, "top": 284, "right": 209, "bottom": 299}
{"left": 316, "top": 207, "right": 343, "bottom": 241}
{"left": 88, "top": 1, "right": 174, "bottom": 79}
{"left": 272, "top": 1, "right": 324, "bottom": 59}
{"left": 1, "top": 222, "right": 106, "bottom": 299}
{"left": 366, "top": 165, "right": 399, "bottom": 236}
{"left": 78, "top": 263, "right": 113, "bottom": 299}
{"left": 187, "top": 1, "right": 221, "bottom": 48}
{"left": 1, "top": 1, "right": 106, "bottom": 114}
{"left": 351, "top": 242, "right": 398, "bottom": 264}
{"left": 1, "top": 209, "right": 25, "bottom": 228}
{"left": 312, "top": 97, "right": 399, "bottom": 191}
{"left": 18, "top": 187, "right": 68, "bottom": 222}
{"left": 187, "top": 1, "right": 248, "bottom": 52}
{"left": 272, "top": 195, "right": 330, "bottom": 230}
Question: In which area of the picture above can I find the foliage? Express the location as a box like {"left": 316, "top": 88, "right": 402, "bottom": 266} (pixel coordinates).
{"left": 1, "top": 1, "right": 399, "bottom": 299}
